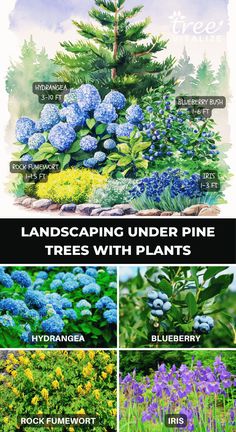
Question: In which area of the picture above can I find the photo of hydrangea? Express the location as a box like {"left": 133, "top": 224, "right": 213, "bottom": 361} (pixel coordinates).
{"left": 0, "top": 266, "right": 117, "bottom": 348}
{"left": 0, "top": 350, "right": 117, "bottom": 432}
{"left": 119, "top": 266, "right": 236, "bottom": 348}
{"left": 120, "top": 350, "right": 236, "bottom": 432}
{"left": 8, "top": 0, "right": 230, "bottom": 216}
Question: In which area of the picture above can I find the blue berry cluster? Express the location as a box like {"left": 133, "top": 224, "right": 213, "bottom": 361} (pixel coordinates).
{"left": 130, "top": 168, "right": 202, "bottom": 203}
{"left": 193, "top": 315, "right": 214, "bottom": 333}
{"left": 147, "top": 290, "right": 172, "bottom": 317}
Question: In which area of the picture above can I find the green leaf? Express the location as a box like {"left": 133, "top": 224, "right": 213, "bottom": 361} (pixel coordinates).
{"left": 95, "top": 124, "right": 107, "bottom": 135}
{"left": 78, "top": 128, "right": 90, "bottom": 137}
{"left": 132, "top": 141, "right": 151, "bottom": 154}
{"left": 198, "top": 274, "right": 233, "bottom": 303}
{"left": 86, "top": 118, "right": 96, "bottom": 129}
{"left": 102, "top": 164, "right": 116, "bottom": 175}
{"left": 33, "top": 152, "right": 54, "bottom": 161}
{"left": 58, "top": 153, "right": 71, "bottom": 169}
{"left": 190, "top": 267, "right": 199, "bottom": 288}
{"left": 158, "top": 279, "right": 173, "bottom": 296}
{"left": 38, "top": 142, "right": 57, "bottom": 154}
{"left": 108, "top": 153, "right": 121, "bottom": 161}
{"left": 117, "top": 143, "right": 131, "bottom": 154}
{"left": 67, "top": 140, "right": 81, "bottom": 154}
{"left": 118, "top": 0, "right": 126, "bottom": 6}
{"left": 135, "top": 159, "right": 148, "bottom": 169}
{"left": 117, "top": 156, "right": 132, "bottom": 167}
{"left": 218, "top": 320, "right": 234, "bottom": 339}
{"left": 203, "top": 267, "right": 228, "bottom": 281}
{"left": 185, "top": 292, "right": 198, "bottom": 317}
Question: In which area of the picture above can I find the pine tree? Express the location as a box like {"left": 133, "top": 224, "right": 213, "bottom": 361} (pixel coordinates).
{"left": 172, "top": 47, "right": 196, "bottom": 95}
{"left": 6, "top": 36, "right": 58, "bottom": 120}
{"left": 192, "top": 56, "right": 217, "bottom": 96}
{"left": 54, "top": 0, "right": 175, "bottom": 97}
{"left": 216, "top": 53, "right": 230, "bottom": 97}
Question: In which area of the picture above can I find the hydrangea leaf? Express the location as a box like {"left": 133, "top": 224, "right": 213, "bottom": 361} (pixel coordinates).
{"left": 96, "top": 124, "right": 107, "bottom": 135}
{"left": 86, "top": 118, "right": 96, "bottom": 129}
{"left": 67, "top": 139, "right": 81, "bottom": 154}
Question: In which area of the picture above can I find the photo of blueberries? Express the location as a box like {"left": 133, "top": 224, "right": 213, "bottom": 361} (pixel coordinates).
{"left": 147, "top": 290, "right": 172, "bottom": 317}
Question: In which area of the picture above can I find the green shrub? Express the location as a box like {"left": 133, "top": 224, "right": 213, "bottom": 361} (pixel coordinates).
{"left": 90, "top": 178, "right": 138, "bottom": 207}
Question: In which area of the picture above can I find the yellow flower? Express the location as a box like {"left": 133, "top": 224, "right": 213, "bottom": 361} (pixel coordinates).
{"left": 106, "top": 364, "right": 114, "bottom": 374}
{"left": 8, "top": 354, "right": 18, "bottom": 365}
{"left": 3, "top": 417, "right": 9, "bottom": 424}
{"left": 77, "top": 351, "right": 85, "bottom": 360}
{"left": 77, "top": 385, "right": 85, "bottom": 395}
{"left": 101, "top": 372, "right": 107, "bottom": 379}
{"left": 82, "top": 362, "right": 93, "bottom": 378}
{"left": 11, "top": 370, "right": 17, "bottom": 378}
{"left": 31, "top": 354, "right": 36, "bottom": 359}
{"left": 77, "top": 408, "right": 85, "bottom": 415}
{"left": 31, "top": 396, "right": 39, "bottom": 406}
{"left": 88, "top": 351, "right": 95, "bottom": 361}
{"left": 9, "top": 404, "right": 13, "bottom": 410}
{"left": 39, "top": 353, "right": 46, "bottom": 361}
{"left": 37, "top": 411, "right": 43, "bottom": 415}
{"left": 41, "top": 388, "right": 49, "bottom": 400}
{"left": 111, "top": 409, "right": 117, "bottom": 417}
{"left": 69, "top": 428, "right": 75, "bottom": 432}
{"left": 6, "top": 365, "right": 13, "bottom": 373}
{"left": 52, "top": 380, "right": 59, "bottom": 389}
{"left": 19, "top": 355, "right": 30, "bottom": 365}
{"left": 85, "top": 382, "right": 92, "bottom": 392}
{"left": 12, "top": 387, "right": 20, "bottom": 396}
{"left": 92, "top": 389, "right": 100, "bottom": 400}
{"left": 24, "top": 368, "right": 34, "bottom": 382}
{"left": 55, "top": 367, "right": 62, "bottom": 377}
{"left": 107, "top": 401, "right": 113, "bottom": 407}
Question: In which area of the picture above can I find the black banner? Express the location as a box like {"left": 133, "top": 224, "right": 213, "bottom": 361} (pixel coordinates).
{"left": 0, "top": 218, "right": 235, "bottom": 264}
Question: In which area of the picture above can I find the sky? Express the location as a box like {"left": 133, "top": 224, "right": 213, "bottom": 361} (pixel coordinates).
{"left": 8, "top": 0, "right": 229, "bottom": 68}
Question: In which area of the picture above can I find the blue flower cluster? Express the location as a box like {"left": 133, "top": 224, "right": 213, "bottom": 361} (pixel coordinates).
{"left": 95, "top": 296, "right": 117, "bottom": 324}
{"left": 193, "top": 315, "right": 214, "bottom": 333}
{"left": 130, "top": 169, "right": 202, "bottom": 203}
{"left": 147, "top": 290, "right": 172, "bottom": 317}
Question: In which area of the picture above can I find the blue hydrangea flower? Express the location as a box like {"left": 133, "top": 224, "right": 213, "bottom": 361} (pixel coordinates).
{"left": 126, "top": 105, "right": 144, "bottom": 124}
{"left": 54, "top": 272, "right": 65, "bottom": 280}
{"left": 103, "top": 139, "right": 117, "bottom": 150}
{"left": 95, "top": 296, "right": 115, "bottom": 309}
{"left": 81, "top": 309, "right": 92, "bottom": 316}
{"left": 28, "top": 133, "right": 45, "bottom": 150}
{"left": 59, "top": 107, "right": 67, "bottom": 121}
{"left": 0, "top": 315, "right": 15, "bottom": 327}
{"left": 50, "top": 279, "right": 62, "bottom": 290}
{"left": 63, "top": 272, "right": 76, "bottom": 280}
{"left": 11, "top": 270, "right": 32, "bottom": 288}
{"left": 0, "top": 299, "right": 18, "bottom": 314}
{"left": 107, "top": 123, "right": 118, "bottom": 134}
{"left": 94, "top": 151, "right": 106, "bottom": 162}
{"left": 76, "top": 299, "right": 92, "bottom": 309}
{"left": 77, "top": 84, "right": 101, "bottom": 111}
{"left": 21, "top": 154, "right": 33, "bottom": 162}
{"left": 103, "top": 309, "right": 117, "bottom": 324}
{"left": 35, "top": 120, "right": 44, "bottom": 133}
{"left": 0, "top": 272, "right": 13, "bottom": 288}
{"left": 61, "top": 298, "right": 72, "bottom": 309}
{"left": 27, "top": 309, "right": 40, "bottom": 320}
{"left": 41, "top": 314, "right": 64, "bottom": 334}
{"left": 104, "top": 91, "right": 126, "bottom": 110}
{"left": 63, "top": 280, "right": 79, "bottom": 292}
{"left": 15, "top": 117, "right": 35, "bottom": 144}
{"left": 94, "top": 103, "right": 118, "bottom": 124}
{"left": 64, "top": 103, "right": 88, "bottom": 128}
{"left": 63, "top": 89, "right": 78, "bottom": 106}
{"left": 80, "top": 136, "right": 98, "bottom": 152}
{"left": 107, "top": 267, "right": 117, "bottom": 275}
{"left": 83, "top": 158, "right": 97, "bottom": 168}
{"left": 73, "top": 267, "right": 83, "bottom": 275}
{"left": 116, "top": 123, "right": 134, "bottom": 138}
{"left": 25, "top": 290, "right": 47, "bottom": 309}
{"left": 77, "top": 274, "right": 95, "bottom": 286}
{"left": 13, "top": 300, "right": 30, "bottom": 317}
{"left": 85, "top": 268, "right": 97, "bottom": 278}
{"left": 82, "top": 283, "right": 101, "bottom": 295}
{"left": 33, "top": 278, "right": 45, "bottom": 288}
{"left": 36, "top": 271, "right": 48, "bottom": 280}
{"left": 64, "top": 309, "right": 77, "bottom": 320}
{"left": 25, "top": 324, "right": 31, "bottom": 331}
{"left": 40, "top": 104, "right": 60, "bottom": 131}
{"left": 109, "top": 282, "right": 117, "bottom": 289}
{"left": 49, "top": 122, "right": 76, "bottom": 152}
{"left": 20, "top": 331, "right": 31, "bottom": 343}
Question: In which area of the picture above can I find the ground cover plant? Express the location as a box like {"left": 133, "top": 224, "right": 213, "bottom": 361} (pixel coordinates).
{"left": 9, "top": 0, "right": 229, "bottom": 213}
{"left": 119, "top": 350, "right": 236, "bottom": 432}
{"left": 0, "top": 266, "right": 117, "bottom": 348}
{"left": 119, "top": 266, "right": 236, "bottom": 348}
{"left": 0, "top": 349, "right": 117, "bottom": 431}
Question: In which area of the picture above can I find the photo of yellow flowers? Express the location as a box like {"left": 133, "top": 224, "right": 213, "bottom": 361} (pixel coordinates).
{"left": 0, "top": 350, "right": 117, "bottom": 431}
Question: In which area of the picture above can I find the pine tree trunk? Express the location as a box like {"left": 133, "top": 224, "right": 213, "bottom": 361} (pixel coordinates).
{"left": 112, "top": 0, "right": 118, "bottom": 80}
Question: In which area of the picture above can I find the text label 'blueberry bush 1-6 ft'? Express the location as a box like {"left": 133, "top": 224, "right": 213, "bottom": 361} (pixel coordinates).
{"left": 120, "top": 351, "right": 236, "bottom": 432}
{"left": 12, "top": 83, "right": 226, "bottom": 212}
{"left": 0, "top": 350, "right": 117, "bottom": 432}
{"left": 0, "top": 266, "right": 117, "bottom": 348}
{"left": 119, "top": 266, "right": 235, "bottom": 348}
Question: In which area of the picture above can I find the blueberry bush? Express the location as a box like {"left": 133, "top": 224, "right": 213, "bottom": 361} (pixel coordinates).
{"left": 0, "top": 350, "right": 117, "bottom": 432}
{"left": 119, "top": 266, "right": 235, "bottom": 348}
{"left": 0, "top": 266, "right": 117, "bottom": 348}
{"left": 120, "top": 350, "right": 236, "bottom": 432}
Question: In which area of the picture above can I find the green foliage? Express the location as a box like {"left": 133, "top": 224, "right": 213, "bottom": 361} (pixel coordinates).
{"left": 55, "top": 0, "right": 175, "bottom": 97}
{"left": 90, "top": 178, "right": 137, "bottom": 207}
{"left": 192, "top": 57, "right": 217, "bottom": 96}
{"left": 104, "top": 130, "right": 151, "bottom": 177}
{"left": 119, "top": 266, "right": 236, "bottom": 348}
{"left": 36, "top": 168, "right": 107, "bottom": 204}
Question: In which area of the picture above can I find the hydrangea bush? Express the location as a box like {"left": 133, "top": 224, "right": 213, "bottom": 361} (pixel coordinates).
{"left": 0, "top": 266, "right": 117, "bottom": 348}
{"left": 0, "top": 350, "right": 117, "bottom": 432}
{"left": 119, "top": 266, "right": 235, "bottom": 348}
